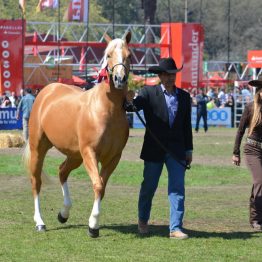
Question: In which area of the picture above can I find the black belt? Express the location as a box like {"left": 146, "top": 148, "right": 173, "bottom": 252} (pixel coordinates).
{"left": 247, "top": 138, "right": 262, "bottom": 149}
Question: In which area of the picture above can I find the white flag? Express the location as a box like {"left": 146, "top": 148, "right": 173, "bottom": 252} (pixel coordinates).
{"left": 19, "top": 0, "right": 25, "bottom": 13}
{"left": 37, "top": 0, "right": 58, "bottom": 12}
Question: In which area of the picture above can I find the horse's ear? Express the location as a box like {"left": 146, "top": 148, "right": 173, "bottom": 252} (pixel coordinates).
{"left": 124, "top": 31, "right": 131, "bottom": 44}
{"left": 104, "top": 33, "right": 112, "bottom": 43}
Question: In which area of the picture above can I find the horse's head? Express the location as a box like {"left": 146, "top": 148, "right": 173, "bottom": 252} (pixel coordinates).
{"left": 102, "top": 32, "right": 131, "bottom": 89}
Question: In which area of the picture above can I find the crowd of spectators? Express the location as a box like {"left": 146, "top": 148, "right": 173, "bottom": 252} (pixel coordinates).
{"left": 190, "top": 84, "right": 253, "bottom": 109}
{"left": 189, "top": 84, "right": 254, "bottom": 127}
{"left": 0, "top": 88, "right": 40, "bottom": 108}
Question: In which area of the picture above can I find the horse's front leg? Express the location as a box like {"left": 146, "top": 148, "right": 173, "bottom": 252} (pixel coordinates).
{"left": 82, "top": 149, "right": 103, "bottom": 238}
{"left": 88, "top": 154, "right": 122, "bottom": 236}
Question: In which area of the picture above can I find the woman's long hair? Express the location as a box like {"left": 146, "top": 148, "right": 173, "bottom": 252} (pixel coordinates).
{"left": 248, "top": 92, "right": 262, "bottom": 135}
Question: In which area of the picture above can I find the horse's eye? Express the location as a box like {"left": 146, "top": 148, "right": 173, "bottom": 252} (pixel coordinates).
{"left": 107, "top": 54, "right": 111, "bottom": 59}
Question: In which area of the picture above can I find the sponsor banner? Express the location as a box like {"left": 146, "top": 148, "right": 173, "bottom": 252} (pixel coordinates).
{"left": 180, "top": 24, "right": 204, "bottom": 89}
{"left": 131, "top": 107, "right": 231, "bottom": 129}
{"left": 0, "top": 19, "right": 24, "bottom": 95}
{"left": 0, "top": 108, "right": 22, "bottom": 130}
{"left": 66, "top": 0, "right": 89, "bottom": 23}
{"left": 160, "top": 23, "right": 204, "bottom": 89}
{"left": 247, "top": 50, "right": 262, "bottom": 68}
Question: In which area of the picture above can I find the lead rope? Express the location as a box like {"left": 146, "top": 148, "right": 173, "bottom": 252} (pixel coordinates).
{"left": 132, "top": 105, "right": 191, "bottom": 170}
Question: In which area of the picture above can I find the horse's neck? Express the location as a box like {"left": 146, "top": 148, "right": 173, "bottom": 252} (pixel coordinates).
{"left": 91, "top": 82, "right": 127, "bottom": 110}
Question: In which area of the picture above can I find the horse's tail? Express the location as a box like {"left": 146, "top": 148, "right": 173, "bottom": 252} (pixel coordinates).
{"left": 22, "top": 141, "right": 50, "bottom": 184}
{"left": 23, "top": 141, "right": 31, "bottom": 175}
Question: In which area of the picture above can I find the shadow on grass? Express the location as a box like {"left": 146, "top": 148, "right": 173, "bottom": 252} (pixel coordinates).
{"left": 102, "top": 224, "right": 260, "bottom": 240}
{"left": 46, "top": 223, "right": 260, "bottom": 240}
{"left": 47, "top": 224, "right": 87, "bottom": 232}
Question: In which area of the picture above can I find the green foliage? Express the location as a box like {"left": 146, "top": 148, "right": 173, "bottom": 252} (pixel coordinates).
{"left": 127, "top": 74, "right": 144, "bottom": 91}
{"left": 1, "top": 0, "right": 261, "bottom": 60}
{"left": 0, "top": 0, "right": 108, "bottom": 23}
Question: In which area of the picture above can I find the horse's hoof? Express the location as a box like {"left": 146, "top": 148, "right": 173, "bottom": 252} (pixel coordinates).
{"left": 57, "top": 212, "right": 68, "bottom": 224}
{"left": 88, "top": 227, "right": 99, "bottom": 238}
{"left": 35, "top": 225, "right": 46, "bottom": 232}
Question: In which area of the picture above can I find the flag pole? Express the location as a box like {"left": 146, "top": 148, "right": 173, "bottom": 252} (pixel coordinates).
{"left": 85, "top": 0, "right": 90, "bottom": 84}
{"left": 20, "top": 2, "right": 25, "bottom": 91}
{"left": 57, "top": 0, "right": 61, "bottom": 81}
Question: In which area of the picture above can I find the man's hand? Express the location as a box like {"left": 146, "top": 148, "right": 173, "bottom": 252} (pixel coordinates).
{"left": 186, "top": 153, "right": 192, "bottom": 166}
{"left": 232, "top": 155, "right": 240, "bottom": 166}
{"left": 126, "top": 90, "right": 135, "bottom": 103}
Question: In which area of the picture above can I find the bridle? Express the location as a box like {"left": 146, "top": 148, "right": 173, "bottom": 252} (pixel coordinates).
{"left": 107, "top": 62, "right": 129, "bottom": 79}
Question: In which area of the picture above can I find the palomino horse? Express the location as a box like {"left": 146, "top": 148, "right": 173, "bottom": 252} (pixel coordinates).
{"left": 24, "top": 32, "right": 131, "bottom": 237}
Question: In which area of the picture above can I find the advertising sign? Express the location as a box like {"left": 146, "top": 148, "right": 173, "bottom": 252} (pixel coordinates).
{"left": 161, "top": 23, "right": 204, "bottom": 89}
{"left": 0, "top": 19, "right": 25, "bottom": 95}
{"left": 132, "top": 107, "right": 232, "bottom": 129}
{"left": 191, "top": 107, "right": 231, "bottom": 127}
{"left": 247, "top": 50, "right": 262, "bottom": 68}
{"left": 0, "top": 108, "right": 22, "bottom": 130}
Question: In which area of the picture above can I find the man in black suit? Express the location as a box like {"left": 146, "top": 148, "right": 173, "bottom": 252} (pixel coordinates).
{"left": 125, "top": 58, "right": 193, "bottom": 239}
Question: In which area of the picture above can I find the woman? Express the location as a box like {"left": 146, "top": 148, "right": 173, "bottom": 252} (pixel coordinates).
{"left": 232, "top": 78, "right": 262, "bottom": 231}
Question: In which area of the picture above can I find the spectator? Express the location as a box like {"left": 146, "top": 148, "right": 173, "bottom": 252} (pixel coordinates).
{"left": 207, "top": 88, "right": 215, "bottom": 99}
{"left": 34, "top": 88, "right": 41, "bottom": 97}
{"left": 0, "top": 93, "right": 11, "bottom": 108}
{"left": 241, "top": 85, "right": 252, "bottom": 103}
{"left": 195, "top": 89, "right": 209, "bottom": 133}
{"left": 16, "top": 88, "right": 35, "bottom": 142}
{"left": 225, "top": 94, "right": 235, "bottom": 127}
{"left": 218, "top": 87, "right": 226, "bottom": 106}
{"left": 9, "top": 91, "right": 18, "bottom": 107}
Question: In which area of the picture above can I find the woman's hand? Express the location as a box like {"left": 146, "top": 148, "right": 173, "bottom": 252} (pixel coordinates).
{"left": 232, "top": 155, "right": 240, "bottom": 166}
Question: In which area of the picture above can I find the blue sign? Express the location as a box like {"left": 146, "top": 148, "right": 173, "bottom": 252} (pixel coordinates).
{"left": 191, "top": 107, "right": 231, "bottom": 127}
{"left": 0, "top": 108, "right": 22, "bottom": 130}
{"left": 130, "top": 107, "right": 232, "bottom": 128}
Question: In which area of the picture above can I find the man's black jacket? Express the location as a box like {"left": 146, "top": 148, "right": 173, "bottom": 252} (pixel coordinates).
{"left": 125, "top": 85, "right": 193, "bottom": 162}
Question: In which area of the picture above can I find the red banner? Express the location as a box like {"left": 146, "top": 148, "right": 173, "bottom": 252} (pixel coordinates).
{"left": 161, "top": 23, "right": 204, "bottom": 89}
{"left": 248, "top": 50, "right": 262, "bottom": 68}
{"left": 66, "top": 0, "right": 89, "bottom": 23}
{"left": 0, "top": 20, "right": 25, "bottom": 95}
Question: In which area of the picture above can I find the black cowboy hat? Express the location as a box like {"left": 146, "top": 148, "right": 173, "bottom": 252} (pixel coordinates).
{"left": 148, "top": 57, "right": 183, "bottom": 74}
{"left": 248, "top": 75, "right": 262, "bottom": 93}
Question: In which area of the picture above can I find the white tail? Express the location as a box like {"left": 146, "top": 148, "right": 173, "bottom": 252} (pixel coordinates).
{"left": 22, "top": 141, "right": 31, "bottom": 175}
{"left": 22, "top": 141, "right": 51, "bottom": 184}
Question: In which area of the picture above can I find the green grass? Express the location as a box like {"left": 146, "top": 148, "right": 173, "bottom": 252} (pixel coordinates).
{"left": 0, "top": 127, "right": 261, "bottom": 262}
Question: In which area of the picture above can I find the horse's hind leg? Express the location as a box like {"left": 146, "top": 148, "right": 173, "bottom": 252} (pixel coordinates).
{"left": 57, "top": 157, "right": 82, "bottom": 223}
{"left": 26, "top": 142, "right": 51, "bottom": 231}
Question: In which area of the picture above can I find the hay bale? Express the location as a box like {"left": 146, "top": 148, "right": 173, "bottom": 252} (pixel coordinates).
{"left": 0, "top": 133, "right": 24, "bottom": 148}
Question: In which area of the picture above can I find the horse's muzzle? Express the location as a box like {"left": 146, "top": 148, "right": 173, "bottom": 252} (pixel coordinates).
{"left": 113, "top": 74, "right": 128, "bottom": 89}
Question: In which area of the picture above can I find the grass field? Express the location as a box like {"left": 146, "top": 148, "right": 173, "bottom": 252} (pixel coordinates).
{"left": 0, "top": 127, "right": 261, "bottom": 262}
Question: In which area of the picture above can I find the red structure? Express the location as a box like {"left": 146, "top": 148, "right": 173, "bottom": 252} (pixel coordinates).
{"left": 161, "top": 23, "right": 204, "bottom": 90}
{"left": 0, "top": 20, "right": 205, "bottom": 94}
{"left": 0, "top": 19, "right": 25, "bottom": 94}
